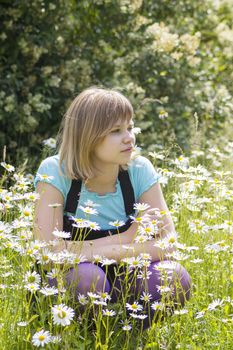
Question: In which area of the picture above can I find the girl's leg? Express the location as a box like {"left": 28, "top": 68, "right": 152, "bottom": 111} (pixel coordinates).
{"left": 49, "top": 262, "right": 111, "bottom": 300}
{"left": 111, "top": 260, "right": 191, "bottom": 328}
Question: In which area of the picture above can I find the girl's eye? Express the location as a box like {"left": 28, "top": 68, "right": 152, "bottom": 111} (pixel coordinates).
{"left": 111, "top": 129, "right": 120, "bottom": 133}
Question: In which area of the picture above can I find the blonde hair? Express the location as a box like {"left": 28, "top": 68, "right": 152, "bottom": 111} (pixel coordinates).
{"left": 57, "top": 87, "right": 134, "bottom": 180}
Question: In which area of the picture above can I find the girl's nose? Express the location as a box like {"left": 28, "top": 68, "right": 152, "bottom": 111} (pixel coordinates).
{"left": 123, "top": 130, "right": 135, "bottom": 143}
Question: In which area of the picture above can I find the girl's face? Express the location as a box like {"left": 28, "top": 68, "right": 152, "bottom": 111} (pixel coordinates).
{"left": 93, "top": 119, "right": 135, "bottom": 169}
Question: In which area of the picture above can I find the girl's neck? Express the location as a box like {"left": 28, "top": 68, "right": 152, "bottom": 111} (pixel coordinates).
{"left": 85, "top": 165, "right": 119, "bottom": 195}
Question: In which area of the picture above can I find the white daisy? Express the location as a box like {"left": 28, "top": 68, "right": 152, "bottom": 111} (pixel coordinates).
{"left": 102, "top": 309, "right": 116, "bottom": 317}
{"left": 37, "top": 173, "right": 54, "bottom": 181}
{"left": 151, "top": 301, "right": 164, "bottom": 311}
{"left": 208, "top": 299, "right": 224, "bottom": 311}
{"left": 174, "top": 309, "right": 189, "bottom": 315}
{"left": 79, "top": 205, "right": 98, "bottom": 215}
{"left": 23, "top": 271, "right": 41, "bottom": 285}
{"left": 129, "top": 313, "right": 147, "bottom": 319}
{"left": 25, "top": 283, "right": 40, "bottom": 292}
{"left": 140, "top": 292, "right": 152, "bottom": 303}
{"left": 43, "top": 137, "right": 56, "bottom": 148}
{"left": 133, "top": 203, "right": 151, "bottom": 212}
{"left": 40, "top": 286, "right": 58, "bottom": 296}
{"left": 1, "top": 162, "right": 15, "bottom": 172}
{"left": 78, "top": 294, "right": 88, "bottom": 305}
{"left": 52, "top": 229, "right": 71, "bottom": 239}
{"left": 52, "top": 303, "right": 75, "bottom": 326}
{"left": 126, "top": 301, "right": 143, "bottom": 313}
{"left": 109, "top": 220, "right": 125, "bottom": 227}
{"left": 32, "top": 329, "right": 51, "bottom": 347}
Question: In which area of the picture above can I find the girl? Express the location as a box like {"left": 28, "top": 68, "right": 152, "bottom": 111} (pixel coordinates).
{"left": 34, "top": 87, "right": 191, "bottom": 327}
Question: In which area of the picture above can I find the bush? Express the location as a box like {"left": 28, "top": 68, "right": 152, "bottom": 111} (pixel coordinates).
{"left": 0, "top": 0, "right": 232, "bottom": 170}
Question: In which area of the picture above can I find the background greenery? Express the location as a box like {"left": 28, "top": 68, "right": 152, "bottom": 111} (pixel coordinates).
{"left": 0, "top": 0, "right": 233, "bottom": 170}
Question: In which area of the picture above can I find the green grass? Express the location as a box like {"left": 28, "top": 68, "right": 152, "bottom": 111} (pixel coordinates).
{"left": 0, "top": 137, "right": 232, "bottom": 350}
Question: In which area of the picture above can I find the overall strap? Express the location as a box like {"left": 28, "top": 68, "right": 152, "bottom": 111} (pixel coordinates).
{"left": 64, "top": 170, "right": 135, "bottom": 216}
{"left": 64, "top": 179, "right": 82, "bottom": 213}
{"left": 118, "top": 170, "right": 135, "bottom": 216}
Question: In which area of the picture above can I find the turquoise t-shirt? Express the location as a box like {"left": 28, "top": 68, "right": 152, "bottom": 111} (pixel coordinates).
{"left": 34, "top": 155, "right": 161, "bottom": 230}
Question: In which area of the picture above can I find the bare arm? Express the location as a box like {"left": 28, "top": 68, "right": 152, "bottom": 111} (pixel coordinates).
{"left": 34, "top": 182, "right": 138, "bottom": 244}
{"left": 67, "top": 182, "right": 176, "bottom": 262}
{"left": 33, "top": 182, "right": 64, "bottom": 241}
{"left": 34, "top": 182, "right": 175, "bottom": 262}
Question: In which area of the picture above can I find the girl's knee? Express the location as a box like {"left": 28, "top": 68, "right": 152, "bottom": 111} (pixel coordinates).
{"left": 65, "top": 263, "right": 111, "bottom": 296}
{"left": 172, "top": 263, "right": 192, "bottom": 304}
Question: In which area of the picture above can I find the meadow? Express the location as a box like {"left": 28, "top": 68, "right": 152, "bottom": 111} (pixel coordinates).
{"left": 0, "top": 127, "right": 232, "bottom": 350}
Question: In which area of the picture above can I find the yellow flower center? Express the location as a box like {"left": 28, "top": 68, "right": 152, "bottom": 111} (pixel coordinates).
{"left": 58, "top": 310, "right": 67, "bottom": 319}
{"left": 38, "top": 335, "right": 45, "bottom": 341}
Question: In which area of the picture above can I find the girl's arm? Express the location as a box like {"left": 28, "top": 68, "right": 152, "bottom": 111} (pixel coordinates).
{"left": 33, "top": 182, "right": 138, "bottom": 244}
{"left": 33, "top": 182, "right": 64, "bottom": 242}
{"left": 67, "top": 183, "right": 175, "bottom": 262}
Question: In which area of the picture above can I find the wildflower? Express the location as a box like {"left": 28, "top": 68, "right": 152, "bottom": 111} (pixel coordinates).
{"left": 79, "top": 205, "right": 98, "bottom": 215}
{"left": 19, "top": 206, "right": 33, "bottom": 219}
{"left": 37, "top": 173, "right": 54, "bottom": 181}
{"left": 32, "top": 329, "right": 51, "bottom": 347}
{"left": 1, "top": 162, "right": 15, "bottom": 172}
{"left": 151, "top": 301, "right": 164, "bottom": 311}
{"left": 133, "top": 203, "right": 151, "bottom": 212}
{"left": 24, "top": 192, "right": 40, "bottom": 201}
{"left": 130, "top": 215, "right": 146, "bottom": 224}
{"left": 93, "top": 255, "right": 104, "bottom": 264}
{"left": 78, "top": 294, "right": 88, "bottom": 305}
{"left": 126, "top": 301, "right": 143, "bottom": 313}
{"left": 154, "top": 261, "right": 177, "bottom": 271}
{"left": 88, "top": 221, "right": 101, "bottom": 231}
{"left": 174, "top": 309, "right": 189, "bottom": 315}
{"left": 129, "top": 313, "right": 147, "bottom": 319}
{"left": 158, "top": 110, "right": 168, "bottom": 120}
{"left": 50, "top": 335, "right": 62, "bottom": 344}
{"left": 140, "top": 253, "right": 152, "bottom": 260}
{"left": 122, "top": 322, "right": 132, "bottom": 331}
{"left": 101, "top": 258, "right": 116, "bottom": 266}
{"left": 98, "top": 291, "right": 111, "bottom": 302}
{"left": 36, "top": 248, "right": 52, "bottom": 265}
{"left": 109, "top": 220, "right": 125, "bottom": 227}
{"left": 25, "top": 283, "right": 40, "bottom": 292}
{"left": 40, "top": 286, "right": 58, "bottom": 296}
{"left": 132, "top": 127, "right": 141, "bottom": 135}
{"left": 46, "top": 268, "right": 60, "bottom": 279}
{"left": 23, "top": 271, "right": 41, "bottom": 285}
{"left": 103, "top": 309, "right": 116, "bottom": 317}
{"left": 122, "top": 256, "right": 143, "bottom": 269}
{"left": 25, "top": 174, "right": 34, "bottom": 183}
{"left": 52, "top": 229, "right": 71, "bottom": 239}
{"left": 93, "top": 300, "right": 107, "bottom": 306}
{"left": 87, "top": 292, "right": 101, "bottom": 300}
{"left": 52, "top": 304, "right": 75, "bottom": 326}
{"left": 134, "top": 235, "right": 148, "bottom": 243}
{"left": 156, "top": 285, "right": 172, "bottom": 294}
{"left": 208, "top": 299, "right": 224, "bottom": 311}
{"left": 43, "top": 137, "right": 56, "bottom": 148}
{"left": 164, "top": 231, "right": 179, "bottom": 246}
{"left": 195, "top": 311, "right": 205, "bottom": 319}
{"left": 137, "top": 269, "right": 152, "bottom": 280}
{"left": 140, "top": 292, "right": 152, "bottom": 303}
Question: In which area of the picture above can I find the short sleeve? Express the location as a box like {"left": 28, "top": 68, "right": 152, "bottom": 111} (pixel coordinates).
{"left": 128, "top": 156, "right": 161, "bottom": 200}
{"left": 34, "top": 155, "right": 71, "bottom": 199}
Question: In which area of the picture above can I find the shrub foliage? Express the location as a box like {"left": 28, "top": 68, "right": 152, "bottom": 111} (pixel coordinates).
{"left": 0, "top": 0, "right": 232, "bottom": 168}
